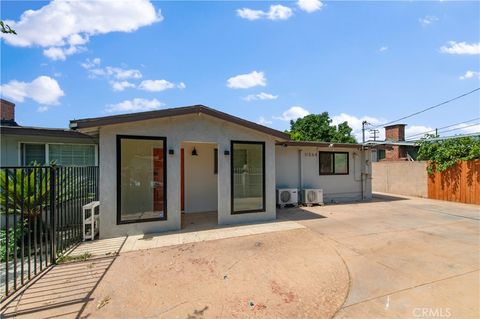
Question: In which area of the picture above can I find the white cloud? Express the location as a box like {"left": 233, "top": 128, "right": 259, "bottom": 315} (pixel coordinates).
{"left": 43, "top": 46, "right": 84, "bottom": 61}
{"left": 243, "top": 92, "right": 278, "bottom": 101}
{"left": 81, "top": 58, "right": 185, "bottom": 93}
{"left": 93, "top": 66, "right": 143, "bottom": 80}
{"left": 274, "top": 106, "right": 310, "bottom": 121}
{"left": 237, "top": 8, "right": 265, "bottom": 21}
{"left": 106, "top": 98, "right": 163, "bottom": 113}
{"left": 237, "top": 5, "right": 293, "bottom": 21}
{"left": 81, "top": 59, "right": 142, "bottom": 80}
{"left": 1, "top": 0, "right": 163, "bottom": 60}
{"left": 139, "top": 79, "right": 186, "bottom": 92}
{"left": 379, "top": 46, "right": 388, "bottom": 52}
{"left": 459, "top": 70, "right": 480, "bottom": 80}
{"left": 404, "top": 125, "right": 434, "bottom": 139}
{"left": 227, "top": 71, "right": 266, "bottom": 89}
{"left": 0, "top": 75, "right": 64, "bottom": 106}
{"left": 331, "top": 113, "right": 385, "bottom": 142}
{"left": 81, "top": 57, "right": 101, "bottom": 69}
{"left": 451, "top": 123, "right": 480, "bottom": 134}
{"left": 111, "top": 81, "right": 136, "bottom": 92}
{"left": 440, "top": 41, "right": 480, "bottom": 55}
{"left": 257, "top": 117, "right": 273, "bottom": 126}
{"left": 419, "top": 15, "right": 438, "bottom": 27}
{"left": 297, "top": 0, "right": 323, "bottom": 13}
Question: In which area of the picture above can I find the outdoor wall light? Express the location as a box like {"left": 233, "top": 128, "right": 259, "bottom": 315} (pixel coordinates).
{"left": 168, "top": 149, "right": 174, "bottom": 155}
{"left": 224, "top": 150, "right": 230, "bottom": 155}
{"left": 192, "top": 147, "right": 198, "bottom": 156}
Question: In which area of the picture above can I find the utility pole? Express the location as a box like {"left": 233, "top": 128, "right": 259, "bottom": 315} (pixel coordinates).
{"left": 369, "top": 129, "right": 379, "bottom": 141}
{"left": 362, "top": 121, "right": 368, "bottom": 143}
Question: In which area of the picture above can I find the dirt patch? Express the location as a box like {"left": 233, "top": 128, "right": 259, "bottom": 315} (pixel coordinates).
{"left": 81, "top": 228, "right": 348, "bottom": 318}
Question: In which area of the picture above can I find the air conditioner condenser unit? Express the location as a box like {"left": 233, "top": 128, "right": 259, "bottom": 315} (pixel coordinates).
{"left": 302, "top": 189, "right": 324, "bottom": 206}
{"left": 276, "top": 188, "right": 298, "bottom": 208}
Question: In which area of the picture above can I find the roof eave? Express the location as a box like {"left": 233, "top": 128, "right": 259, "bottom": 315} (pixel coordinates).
{"left": 70, "top": 105, "right": 290, "bottom": 140}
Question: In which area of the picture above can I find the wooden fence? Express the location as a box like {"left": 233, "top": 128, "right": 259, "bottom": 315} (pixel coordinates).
{"left": 428, "top": 160, "right": 480, "bottom": 205}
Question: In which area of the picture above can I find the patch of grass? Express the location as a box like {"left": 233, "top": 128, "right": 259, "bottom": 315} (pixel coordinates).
{"left": 57, "top": 252, "right": 92, "bottom": 264}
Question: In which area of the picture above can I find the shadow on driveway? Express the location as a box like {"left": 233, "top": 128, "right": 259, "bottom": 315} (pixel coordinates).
{"left": 1, "top": 238, "right": 126, "bottom": 319}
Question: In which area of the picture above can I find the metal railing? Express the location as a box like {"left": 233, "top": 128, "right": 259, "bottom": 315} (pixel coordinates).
{"left": 0, "top": 165, "right": 98, "bottom": 302}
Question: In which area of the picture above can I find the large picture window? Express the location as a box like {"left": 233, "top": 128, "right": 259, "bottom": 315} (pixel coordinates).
{"left": 21, "top": 143, "right": 96, "bottom": 166}
{"left": 319, "top": 152, "right": 349, "bottom": 175}
{"left": 231, "top": 141, "right": 265, "bottom": 214}
{"left": 117, "top": 135, "right": 167, "bottom": 224}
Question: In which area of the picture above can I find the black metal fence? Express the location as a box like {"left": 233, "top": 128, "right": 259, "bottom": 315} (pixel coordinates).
{"left": 0, "top": 166, "right": 98, "bottom": 302}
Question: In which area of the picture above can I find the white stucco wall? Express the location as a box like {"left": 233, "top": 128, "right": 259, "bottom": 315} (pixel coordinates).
{"left": 275, "top": 145, "right": 372, "bottom": 203}
{"left": 97, "top": 113, "right": 277, "bottom": 239}
{"left": 182, "top": 142, "right": 218, "bottom": 213}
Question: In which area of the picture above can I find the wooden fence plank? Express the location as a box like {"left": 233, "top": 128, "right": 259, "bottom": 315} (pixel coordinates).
{"left": 427, "top": 159, "right": 480, "bottom": 205}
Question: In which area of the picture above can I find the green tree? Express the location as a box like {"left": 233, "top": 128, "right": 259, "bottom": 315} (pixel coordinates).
{"left": 416, "top": 135, "right": 480, "bottom": 174}
{"left": 0, "top": 21, "right": 16, "bottom": 34}
{"left": 288, "top": 112, "right": 357, "bottom": 143}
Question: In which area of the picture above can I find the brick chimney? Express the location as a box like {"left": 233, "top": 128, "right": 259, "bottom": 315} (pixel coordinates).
{"left": 384, "top": 124, "right": 407, "bottom": 160}
{"left": 385, "top": 124, "right": 406, "bottom": 142}
{"left": 0, "top": 99, "right": 18, "bottom": 126}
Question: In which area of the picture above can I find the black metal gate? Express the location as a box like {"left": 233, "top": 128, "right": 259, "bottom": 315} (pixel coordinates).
{"left": 0, "top": 166, "right": 98, "bottom": 302}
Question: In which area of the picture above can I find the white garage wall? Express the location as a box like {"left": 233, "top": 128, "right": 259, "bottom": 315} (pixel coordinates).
{"left": 275, "top": 145, "right": 372, "bottom": 203}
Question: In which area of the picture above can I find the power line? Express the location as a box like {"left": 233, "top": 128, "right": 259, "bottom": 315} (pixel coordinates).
{"left": 405, "top": 117, "right": 480, "bottom": 140}
{"left": 435, "top": 122, "right": 480, "bottom": 135}
{"left": 372, "top": 87, "right": 480, "bottom": 129}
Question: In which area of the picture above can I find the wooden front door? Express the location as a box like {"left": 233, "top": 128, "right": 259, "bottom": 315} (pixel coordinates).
{"left": 153, "top": 148, "right": 164, "bottom": 212}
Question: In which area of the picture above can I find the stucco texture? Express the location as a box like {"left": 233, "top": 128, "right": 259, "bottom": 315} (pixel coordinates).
{"left": 98, "top": 113, "right": 278, "bottom": 239}
{"left": 275, "top": 146, "right": 372, "bottom": 203}
{"left": 372, "top": 161, "right": 428, "bottom": 197}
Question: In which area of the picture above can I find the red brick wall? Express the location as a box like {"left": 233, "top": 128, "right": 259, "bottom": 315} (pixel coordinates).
{"left": 385, "top": 145, "right": 407, "bottom": 161}
{"left": 385, "top": 124, "right": 406, "bottom": 142}
{"left": 0, "top": 99, "right": 15, "bottom": 121}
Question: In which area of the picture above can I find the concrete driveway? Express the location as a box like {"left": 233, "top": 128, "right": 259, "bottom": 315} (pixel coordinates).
{"left": 279, "top": 193, "right": 480, "bottom": 318}
{"left": 2, "top": 194, "right": 479, "bottom": 318}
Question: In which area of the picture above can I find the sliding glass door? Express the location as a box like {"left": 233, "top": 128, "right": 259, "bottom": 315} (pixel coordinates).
{"left": 117, "top": 135, "right": 167, "bottom": 224}
{"left": 231, "top": 141, "right": 265, "bottom": 214}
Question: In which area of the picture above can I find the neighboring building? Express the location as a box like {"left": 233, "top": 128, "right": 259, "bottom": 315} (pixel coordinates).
{"left": 70, "top": 105, "right": 372, "bottom": 238}
{"left": 0, "top": 99, "right": 98, "bottom": 166}
{"left": 369, "top": 124, "right": 419, "bottom": 162}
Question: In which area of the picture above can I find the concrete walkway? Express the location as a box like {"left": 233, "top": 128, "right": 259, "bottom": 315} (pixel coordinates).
{"left": 69, "top": 219, "right": 304, "bottom": 257}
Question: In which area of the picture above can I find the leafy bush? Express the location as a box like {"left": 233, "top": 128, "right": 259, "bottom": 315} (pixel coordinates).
{"left": 0, "top": 224, "right": 25, "bottom": 262}
{"left": 416, "top": 135, "right": 480, "bottom": 174}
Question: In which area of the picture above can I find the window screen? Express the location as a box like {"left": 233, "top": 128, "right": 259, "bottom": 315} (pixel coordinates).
{"left": 23, "top": 144, "right": 46, "bottom": 165}
{"left": 49, "top": 144, "right": 95, "bottom": 166}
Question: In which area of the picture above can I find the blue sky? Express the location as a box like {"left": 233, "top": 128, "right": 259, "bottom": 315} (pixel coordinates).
{"left": 1, "top": 0, "right": 479, "bottom": 141}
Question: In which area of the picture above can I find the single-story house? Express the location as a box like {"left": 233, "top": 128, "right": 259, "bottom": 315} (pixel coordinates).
{"left": 70, "top": 105, "right": 372, "bottom": 239}
{"left": 0, "top": 99, "right": 98, "bottom": 167}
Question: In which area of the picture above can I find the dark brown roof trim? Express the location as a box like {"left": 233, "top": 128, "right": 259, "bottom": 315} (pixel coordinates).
{"left": 70, "top": 105, "right": 290, "bottom": 140}
{"left": 276, "top": 141, "right": 362, "bottom": 149}
{"left": 0, "top": 125, "right": 96, "bottom": 139}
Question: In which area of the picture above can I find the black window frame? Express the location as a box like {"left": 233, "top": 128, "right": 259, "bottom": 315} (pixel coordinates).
{"left": 214, "top": 148, "right": 218, "bottom": 175}
{"left": 319, "top": 151, "right": 349, "bottom": 175}
{"left": 230, "top": 140, "right": 266, "bottom": 215}
{"left": 116, "top": 134, "right": 168, "bottom": 225}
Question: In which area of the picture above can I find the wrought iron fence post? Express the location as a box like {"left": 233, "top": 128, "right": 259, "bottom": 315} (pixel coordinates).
{"left": 50, "top": 166, "right": 57, "bottom": 264}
